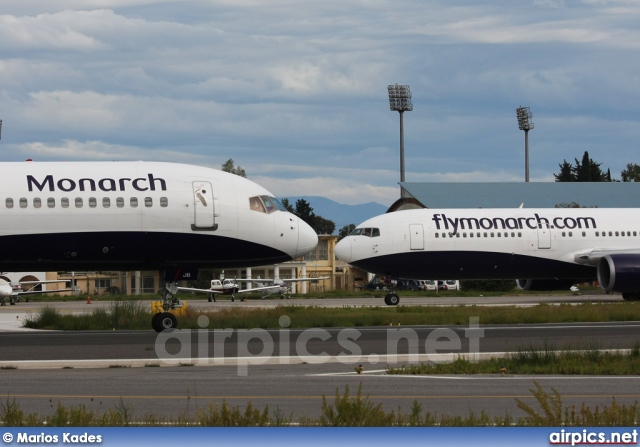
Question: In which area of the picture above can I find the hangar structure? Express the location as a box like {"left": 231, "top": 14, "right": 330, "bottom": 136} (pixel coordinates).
{"left": 390, "top": 182, "right": 640, "bottom": 211}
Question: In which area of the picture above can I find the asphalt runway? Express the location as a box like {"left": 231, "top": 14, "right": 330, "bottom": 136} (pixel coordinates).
{"left": 1, "top": 293, "right": 639, "bottom": 420}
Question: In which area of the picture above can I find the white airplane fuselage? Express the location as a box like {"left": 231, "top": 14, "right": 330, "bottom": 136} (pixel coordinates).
{"left": 0, "top": 161, "right": 318, "bottom": 272}
{"left": 335, "top": 208, "right": 640, "bottom": 294}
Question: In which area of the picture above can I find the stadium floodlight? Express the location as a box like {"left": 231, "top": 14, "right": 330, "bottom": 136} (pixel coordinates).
{"left": 388, "top": 84, "right": 413, "bottom": 195}
{"left": 516, "top": 106, "right": 534, "bottom": 182}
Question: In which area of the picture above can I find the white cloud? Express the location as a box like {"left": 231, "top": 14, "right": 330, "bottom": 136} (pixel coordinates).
{"left": 1, "top": 0, "right": 640, "bottom": 206}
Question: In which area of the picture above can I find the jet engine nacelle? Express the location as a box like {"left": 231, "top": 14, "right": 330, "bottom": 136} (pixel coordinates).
{"left": 515, "top": 279, "right": 576, "bottom": 291}
{"left": 597, "top": 254, "right": 640, "bottom": 292}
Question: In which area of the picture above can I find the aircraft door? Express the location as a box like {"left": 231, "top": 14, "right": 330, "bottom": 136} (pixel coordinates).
{"left": 409, "top": 224, "right": 424, "bottom": 250}
{"left": 537, "top": 225, "right": 551, "bottom": 249}
{"left": 191, "top": 181, "right": 218, "bottom": 231}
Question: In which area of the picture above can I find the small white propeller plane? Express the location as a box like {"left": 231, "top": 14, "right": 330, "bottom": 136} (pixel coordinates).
{"left": 237, "top": 276, "right": 329, "bottom": 300}
{"left": 179, "top": 276, "right": 328, "bottom": 301}
{"left": 0, "top": 277, "right": 74, "bottom": 305}
{"left": 177, "top": 278, "right": 240, "bottom": 302}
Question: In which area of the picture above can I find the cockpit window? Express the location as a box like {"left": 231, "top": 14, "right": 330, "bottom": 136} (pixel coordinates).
{"left": 349, "top": 227, "right": 380, "bottom": 237}
{"left": 250, "top": 195, "right": 286, "bottom": 213}
{"left": 262, "top": 196, "right": 277, "bottom": 213}
{"left": 268, "top": 197, "right": 287, "bottom": 212}
{"left": 249, "top": 196, "right": 267, "bottom": 213}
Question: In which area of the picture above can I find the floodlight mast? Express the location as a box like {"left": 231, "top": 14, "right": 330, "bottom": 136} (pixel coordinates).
{"left": 388, "top": 84, "right": 413, "bottom": 197}
{"left": 516, "top": 106, "right": 534, "bottom": 182}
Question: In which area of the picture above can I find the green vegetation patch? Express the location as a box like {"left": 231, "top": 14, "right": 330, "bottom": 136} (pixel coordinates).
{"left": 1, "top": 382, "right": 638, "bottom": 427}
{"left": 23, "top": 301, "right": 640, "bottom": 331}
{"left": 388, "top": 345, "right": 640, "bottom": 376}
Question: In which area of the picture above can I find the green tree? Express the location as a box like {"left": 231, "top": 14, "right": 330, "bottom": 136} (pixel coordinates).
{"left": 621, "top": 163, "right": 640, "bottom": 182}
{"left": 554, "top": 160, "right": 575, "bottom": 182}
{"left": 312, "top": 216, "right": 336, "bottom": 235}
{"left": 293, "top": 199, "right": 316, "bottom": 223}
{"left": 221, "top": 159, "right": 246, "bottom": 177}
{"left": 280, "top": 198, "right": 294, "bottom": 213}
{"left": 554, "top": 151, "right": 609, "bottom": 182}
{"left": 281, "top": 198, "right": 336, "bottom": 235}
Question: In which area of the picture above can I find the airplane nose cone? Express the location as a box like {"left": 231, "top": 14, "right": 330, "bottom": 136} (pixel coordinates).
{"left": 296, "top": 217, "right": 318, "bottom": 258}
{"left": 334, "top": 238, "right": 352, "bottom": 263}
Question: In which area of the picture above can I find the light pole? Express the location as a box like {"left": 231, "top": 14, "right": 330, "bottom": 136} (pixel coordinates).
{"left": 516, "top": 106, "right": 534, "bottom": 182}
{"left": 388, "top": 84, "right": 413, "bottom": 196}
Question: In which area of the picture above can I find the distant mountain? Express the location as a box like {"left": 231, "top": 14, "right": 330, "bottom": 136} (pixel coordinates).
{"left": 279, "top": 196, "right": 388, "bottom": 234}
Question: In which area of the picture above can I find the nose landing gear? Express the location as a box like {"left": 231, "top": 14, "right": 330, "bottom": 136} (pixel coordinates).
{"left": 151, "top": 281, "right": 186, "bottom": 332}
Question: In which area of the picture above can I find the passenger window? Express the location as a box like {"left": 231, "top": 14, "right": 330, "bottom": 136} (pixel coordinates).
{"left": 61, "top": 198, "right": 69, "bottom": 208}
{"left": 130, "top": 197, "right": 138, "bottom": 208}
{"left": 145, "top": 197, "right": 152, "bottom": 207}
{"left": 75, "top": 198, "right": 83, "bottom": 208}
{"left": 48, "top": 198, "right": 55, "bottom": 208}
{"left": 103, "top": 197, "right": 111, "bottom": 208}
{"left": 20, "top": 198, "right": 27, "bottom": 208}
{"left": 160, "top": 197, "right": 168, "bottom": 207}
{"left": 116, "top": 197, "right": 124, "bottom": 208}
{"left": 5, "top": 198, "right": 13, "bottom": 209}
{"left": 34, "top": 198, "right": 41, "bottom": 208}
{"left": 89, "top": 197, "right": 97, "bottom": 208}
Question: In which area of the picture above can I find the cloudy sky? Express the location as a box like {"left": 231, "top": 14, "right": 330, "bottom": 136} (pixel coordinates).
{"left": 1, "top": 0, "right": 639, "bottom": 206}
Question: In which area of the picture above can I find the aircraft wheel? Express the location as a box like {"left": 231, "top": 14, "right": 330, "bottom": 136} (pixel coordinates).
{"left": 152, "top": 312, "right": 178, "bottom": 332}
{"left": 151, "top": 313, "right": 162, "bottom": 331}
{"left": 208, "top": 295, "right": 213, "bottom": 302}
{"left": 384, "top": 293, "right": 400, "bottom": 306}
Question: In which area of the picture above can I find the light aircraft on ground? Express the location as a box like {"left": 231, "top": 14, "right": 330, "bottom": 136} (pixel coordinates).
{"left": 177, "top": 278, "right": 240, "bottom": 302}
{"left": 0, "top": 161, "right": 318, "bottom": 330}
{"left": 178, "top": 276, "right": 328, "bottom": 301}
{"left": 0, "top": 278, "right": 74, "bottom": 305}
{"left": 335, "top": 207, "right": 640, "bottom": 305}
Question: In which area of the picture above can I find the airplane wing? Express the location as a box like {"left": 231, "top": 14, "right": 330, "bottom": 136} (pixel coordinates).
{"left": 176, "top": 287, "right": 223, "bottom": 294}
{"left": 574, "top": 248, "right": 640, "bottom": 266}
{"left": 238, "top": 277, "right": 329, "bottom": 283}
{"left": 235, "top": 285, "right": 281, "bottom": 294}
{"left": 236, "top": 278, "right": 275, "bottom": 283}
{"left": 14, "top": 288, "right": 76, "bottom": 296}
{"left": 281, "top": 277, "right": 329, "bottom": 283}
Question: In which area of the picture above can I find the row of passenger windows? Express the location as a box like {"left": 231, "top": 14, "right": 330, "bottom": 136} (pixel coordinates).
{"left": 435, "top": 230, "right": 639, "bottom": 239}
{"left": 436, "top": 232, "right": 523, "bottom": 238}
{"left": 5, "top": 197, "right": 169, "bottom": 209}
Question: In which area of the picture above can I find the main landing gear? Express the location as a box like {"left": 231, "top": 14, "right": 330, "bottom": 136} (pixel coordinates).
{"left": 151, "top": 282, "right": 184, "bottom": 332}
{"left": 384, "top": 292, "right": 400, "bottom": 306}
